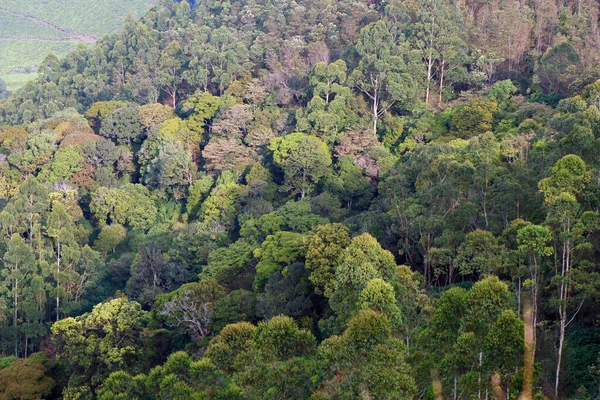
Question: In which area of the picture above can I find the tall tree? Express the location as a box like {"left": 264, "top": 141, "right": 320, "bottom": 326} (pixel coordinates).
{"left": 269, "top": 133, "right": 332, "bottom": 198}
{"left": 350, "top": 21, "right": 417, "bottom": 136}
{"left": 45, "top": 203, "right": 79, "bottom": 321}
{"left": 1, "top": 234, "right": 35, "bottom": 356}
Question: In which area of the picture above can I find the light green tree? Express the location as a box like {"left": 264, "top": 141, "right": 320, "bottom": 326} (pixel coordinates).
{"left": 350, "top": 21, "right": 417, "bottom": 136}
{"left": 269, "top": 133, "right": 332, "bottom": 198}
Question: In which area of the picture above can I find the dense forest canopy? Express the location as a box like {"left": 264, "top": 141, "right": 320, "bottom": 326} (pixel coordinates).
{"left": 1, "top": 0, "right": 600, "bottom": 398}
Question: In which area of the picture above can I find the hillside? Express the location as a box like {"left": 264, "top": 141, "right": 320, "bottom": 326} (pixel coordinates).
{"left": 0, "top": 0, "right": 159, "bottom": 92}
{"left": 1, "top": 0, "right": 600, "bottom": 399}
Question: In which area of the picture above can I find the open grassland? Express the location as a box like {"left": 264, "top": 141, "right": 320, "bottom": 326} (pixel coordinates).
{"left": 2, "top": 74, "right": 37, "bottom": 92}
{"left": 0, "top": 10, "right": 68, "bottom": 39}
{"left": 0, "top": 0, "right": 160, "bottom": 90}
{"left": 0, "top": 0, "right": 159, "bottom": 36}
{"left": 0, "top": 40, "right": 74, "bottom": 74}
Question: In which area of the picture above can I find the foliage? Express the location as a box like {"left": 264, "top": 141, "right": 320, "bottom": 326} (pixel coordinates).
{"left": 0, "top": 1, "right": 599, "bottom": 398}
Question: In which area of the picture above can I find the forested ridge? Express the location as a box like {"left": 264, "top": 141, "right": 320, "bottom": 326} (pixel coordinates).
{"left": 0, "top": 0, "right": 600, "bottom": 398}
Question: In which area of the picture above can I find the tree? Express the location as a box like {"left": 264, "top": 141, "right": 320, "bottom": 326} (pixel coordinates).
{"left": 410, "top": 0, "right": 466, "bottom": 106}
{"left": 143, "top": 139, "right": 195, "bottom": 199}
{"left": 51, "top": 297, "right": 147, "bottom": 395}
{"left": 0, "top": 78, "right": 8, "bottom": 101}
{"left": 126, "top": 244, "right": 194, "bottom": 308}
{"left": 84, "top": 101, "right": 128, "bottom": 133}
{"left": 99, "top": 106, "right": 141, "bottom": 145}
{"left": 537, "top": 154, "right": 597, "bottom": 397}
{"left": 93, "top": 224, "right": 127, "bottom": 254}
{"left": 110, "top": 351, "right": 240, "bottom": 400}
{"left": 202, "top": 138, "right": 256, "bottom": 173}
{"left": 49, "top": 146, "right": 84, "bottom": 182}
{"left": 314, "top": 310, "right": 416, "bottom": 399}
{"left": 328, "top": 233, "right": 399, "bottom": 329}
{"left": 421, "top": 286, "right": 468, "bottom": 399}
{"left": 483, "top": 310, "right": 524, "bottom": 393}
{"left": 253, "top": 231, "right": 306, "bottom": 291}
{"left": 158, "top": 279, "right": 226, "bottom": 341}
{"left": 137, "top": 103, "right": 175, "bottom": 130}
{"left": 158, "top": 41, "right": 184, "bottom": 108}
{"left": 46, "top": 202, "right": 79, "bottom": 322}
{"left": 204, "top": 321, "right": 256, "bottom": 374}
{"left": 451, "top": 99, "right": 497, "bottom": 139}
{"left": 0, "top": 352, "right": 55, "bottom": 400}
{"left": 12, "top": 176, "right": 48, "bottom": 250}
{"left": 536, "top": 42, "right": 581, "bottom": 96}
{"left": 234, "top": 316, "right": 317, "bottom": 399}
{"left": 269, "top": 133, "right": 332, "bottom": 198}
{"left": 325, "top": 156, "right": 375, "bottom": 210}
{"left": 456, "top": 230, "right": 505, "bottom": 277}
{"left": 305, "top": 223, "right": 352, "bottom": 297}
{"left": 89, "top": 185, "right": 157, "bottom": 229}
{"left": 1, "top": 234, "right": 35, "bottom": 356}
{"left": 205, "top": 316, "right": 316, "bottom": 399}
{"left": 350, "top": 21, "right": 417, "bottom": 136}
{"left": 463, "top": 276, "right": 512, "bottom": 399}
{"left": 517, "top": 224, "right": 552, "bottom": 348}
{"left": 296, "top": 61, "right": 354, "bottom": 144}
{"left": 200, "top": 179, "right": 241, "bottom": 232}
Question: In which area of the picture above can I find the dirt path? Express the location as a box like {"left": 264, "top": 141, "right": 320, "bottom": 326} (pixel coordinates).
{"left": 0, "top": 7, "right": 95, "bottom": 43}
{"left": 0, "top": 36, "right": 87, "bottom": 43}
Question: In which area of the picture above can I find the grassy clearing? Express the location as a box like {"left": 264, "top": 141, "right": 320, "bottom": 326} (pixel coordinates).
{"left": 0, "top": 10, "right": 68, "bottom": 38}
{"left": 1, "top": 73, "right": 37, "bottom": 92}
{"left": 0, "top": 40, "right": 75, "bottom": 75}
{"left": 1, "top": 0, "right": 160, "bottom": 36}
{"left": 0, "top": 0, "right": 159, "bottom": 90}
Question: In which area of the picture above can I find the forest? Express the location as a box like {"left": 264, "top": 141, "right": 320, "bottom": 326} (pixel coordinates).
{"left": 0, "top": 0, "right": 600, "bottom": 398}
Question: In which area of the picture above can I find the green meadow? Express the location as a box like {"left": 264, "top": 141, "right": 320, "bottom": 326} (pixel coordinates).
{"left": 0, "top": 0, "right": 159, "bottom": 91}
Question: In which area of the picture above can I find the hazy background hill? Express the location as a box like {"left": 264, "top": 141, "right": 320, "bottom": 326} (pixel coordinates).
{"left": 0, "top": 0, "right": 159, "bottom": 92}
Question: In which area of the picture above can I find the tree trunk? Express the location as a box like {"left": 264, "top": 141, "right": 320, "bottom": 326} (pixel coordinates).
{"left": 454, "top": 375, "right": 458, "bottom": 400}
{"left": 555, "top": 309, "right": 566, "bottom": 398}
{"left": 426, "top": 51, "right": 433, "bottom": 106}
{"left": 425, "top": 17, "right": 435, "bottom": 107}
{"left": 439, "top": 60, "right": 445, "bottom": 104}
{"left": 372, "top": 91, "right": 378, "bottom": 136}
{"left": 555, "top": 237, "right": 571, "bottom": 398}
{"left": 478, "top": 350, "right": 483, "bottom": 400}
{"left": 56, "top": 241, "right": 61, "bottom": 322}
{"left": 13, "top": 278, "right": 18, "bottom": 357}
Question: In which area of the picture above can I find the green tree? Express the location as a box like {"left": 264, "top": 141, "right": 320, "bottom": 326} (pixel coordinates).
{"left": 314, "top": 310, "right": 416, "bottom": 399}
{"left": 49, "top": 146, "right": 84, "bottom": 182}
{"left": 517, "top": 224, "right": 552, "bottom": 348}
{"left": 46, "top": 202, "right": 79, "bottom": 321}
{"left": 1, "top": 234, "right": 35, "bottom": 356}
{"left": 328, "top": 233, "right": 399, "bottom": 329}
{"left": 410, "top": 0, "right": 466, "bottom": 106}
{"left": 269, "top": 133, "right": 332, "bottom": 198}
{"left": 0, "top": 78, "right": 8, "bottom": 101}
{"left": 51, "top": 297, "right": 148, "bottom": 395}
{"left": 157, "top": 279, "right": 226, "bottom": 341}
{"left": 456, "top": 230, "right": 505, "bottom": 277}
{"left": 253, "top": 231, "right": 306, "bottom": 291}
{"left": 99, "top": 106, "right": 141, "bottom": 145}
{"left": 143, "top": 139, "right": 195, "bottom": 199}
{"left": 350, "top": 21, "right": 417, "bottom": 136}
{"left": 305, "top": 223, "right": 352, "bottom": 297}
{"left": 451, "top": 99, "right": 497, "bottom": 139}
{"left": 206, "top": 316, "right": 316, "bottom": 399}
{"left": 93, "top": 224, "right": 127, "bottom": 254}
{"left": 296, "top": 61, "right": 354, "bottom": 144}
{"left": 158, "top": 41, "right": 184, "bottom": 108}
